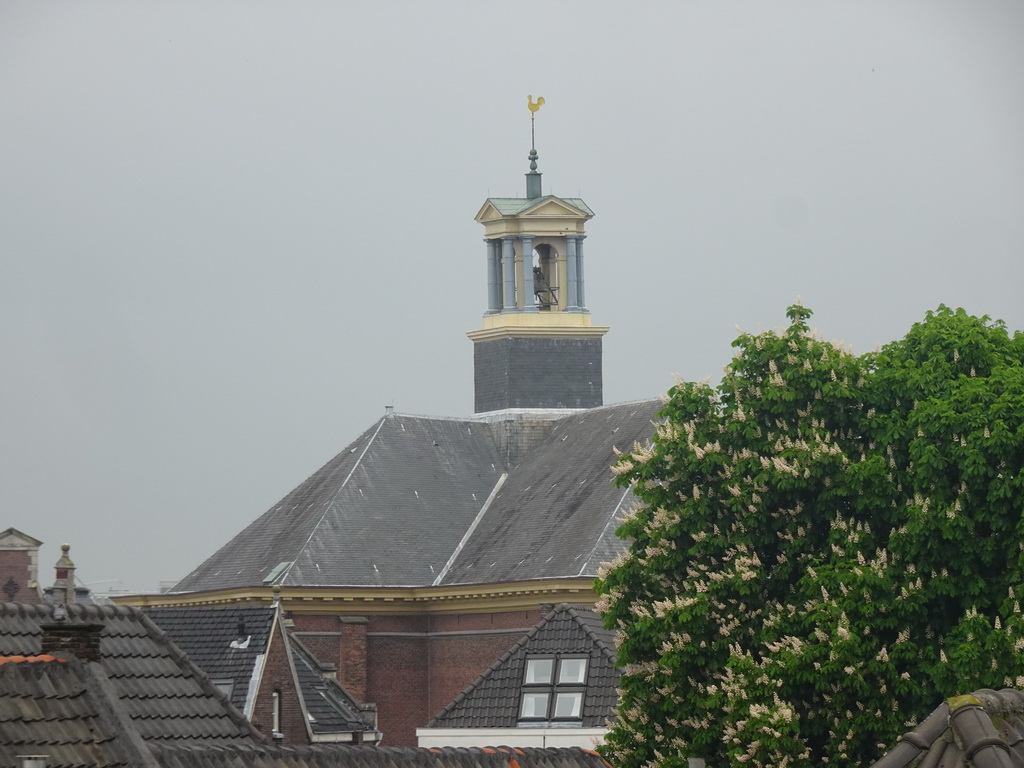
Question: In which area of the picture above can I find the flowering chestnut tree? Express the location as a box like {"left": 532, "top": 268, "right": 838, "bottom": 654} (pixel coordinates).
{"left": 596, "top": 305, "right": 1024, "bottom": 768}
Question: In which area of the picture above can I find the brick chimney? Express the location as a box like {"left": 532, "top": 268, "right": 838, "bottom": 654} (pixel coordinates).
{"left": 39, "top": 616, "right": 104, "bottom": 662}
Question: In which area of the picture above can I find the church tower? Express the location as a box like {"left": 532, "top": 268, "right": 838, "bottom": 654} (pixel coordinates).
{"left": 468, "top": 99, "right": 609, "bottom": 413}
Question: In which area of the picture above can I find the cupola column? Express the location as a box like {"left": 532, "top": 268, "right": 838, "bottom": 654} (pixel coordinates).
{"left": 501, "top": 237, "right": 516, "bottom": 311}
{"left": 485, "top": 239, "right": 501, "bottom": 313}
{"left": 520, "top": 235, "right": 538, "bottom": 312}
{"left": 577, "top": 236, "right": 587, "bottom": 310}
{"left": 565, "top": 235, "right": 580, "bottom": 311}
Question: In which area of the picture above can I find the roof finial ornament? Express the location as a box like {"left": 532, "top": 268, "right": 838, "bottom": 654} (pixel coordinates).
{"left": 52, "top": 543, "right": 76, "bottom": 606}
{"left": 526, "top": 95, "right": 545, "bottom": 198}
{"left": 528, "top": 95, "right": 544, "bottom": 151}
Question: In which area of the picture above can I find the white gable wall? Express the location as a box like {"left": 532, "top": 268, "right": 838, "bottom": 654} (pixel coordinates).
{"left": 417, "top": 727, "right": 607, "bottom": 749}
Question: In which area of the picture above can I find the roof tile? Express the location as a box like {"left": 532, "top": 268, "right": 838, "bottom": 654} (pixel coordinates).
{"left": 872, "top": 689, "right": 1024, "bottom": 768}
{"left": 0, "top": 601, "right": 263, "bottom": 748}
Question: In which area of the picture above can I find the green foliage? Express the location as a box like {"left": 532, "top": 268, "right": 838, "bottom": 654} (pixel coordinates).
{"left": 596, "top": 305, "right": 1024, "bottom": 768}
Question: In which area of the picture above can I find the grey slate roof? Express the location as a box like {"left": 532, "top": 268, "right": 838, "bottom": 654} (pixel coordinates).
{"left": 484, "top": 196, "right": 595, "bottom": 217}
{"left": 438, "top": 402, "right": 660, "bottom": 586}
{"left": 172, "top": 401, "right": 660, "bottom": 593}
{"left": 174, "top": 415, "right": 506, "bottom": 591}
{"left": 0, "top": 601, "right": 263, "bottom": 747}
{"left": 0, "top": 654, "right": 145, "bottom": 768}
{"left": 142, "top": 605, "right": 275, "bottom": 714}
{"left": 870, "top": 689, "right": 1024, "bottom": 768}
{"left": 428, "top": 605, "right": 619, "bottom": 729}
{"left": 151, "top": 744, "right": 611, "bottom": 768}
{"left": 289, "top": 634, "right": 377, "bottom": 736}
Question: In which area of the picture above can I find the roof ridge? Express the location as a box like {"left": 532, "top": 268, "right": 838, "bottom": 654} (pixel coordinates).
{"left": 280, "top": 415, "right": 389, "bottom": 586}
{"left": 434, "top": 473, "right": 508, "bottom": 586}
{"left": 564, "top": 605, "right": 617, "bottom": 662}
{"left": 576, "top": 484, "right": 634, "bottom": 578}
{"left": 287, "top": 632, "right": 370, "bottom": 724}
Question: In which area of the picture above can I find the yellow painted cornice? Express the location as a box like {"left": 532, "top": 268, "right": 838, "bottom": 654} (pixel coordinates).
{"left": 467, "top": 312, "right": 609, "bottom": 342}
{"left": 113, "top": 578, "right": 599, "bottom": 615}
{"left": 467, "top": 326, "right": 610, "bottom": 342}
{"left": 479, "top": 219, "right": 588, "bottom": 239}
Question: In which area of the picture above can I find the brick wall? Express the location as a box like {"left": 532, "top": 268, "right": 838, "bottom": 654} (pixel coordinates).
{"left": 426, "top": 632, "right": 527, "bottom": 719}
{"left": 425, "top": 610, "right": 539, "bottom": 719}
{"left": 0, "top": 549, "right": 41, "bottom": 603}
{"left": 367, "top": 632, "right": 428, "bottom": 746}
{"left": 340, "top": 617, "right": 368, "bottom": 701}
{"left": 359, "top": 609, "right": 541, "bottom": 746}
{"left": 292, "top": 632, "right": 340, "bottom": 670}
{"left": 427, "top": 610, "right": 540, "bottom": 633}
{"left": 252, "top": 617, "right": 309, "bottom": 745}
{"left": 285, "top": 608, "right": 544, "bottom": 746}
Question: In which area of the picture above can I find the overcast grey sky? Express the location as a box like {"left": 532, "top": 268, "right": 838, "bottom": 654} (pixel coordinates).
{"left": 2, "top": 2, "right": 1022, "bottom": 594}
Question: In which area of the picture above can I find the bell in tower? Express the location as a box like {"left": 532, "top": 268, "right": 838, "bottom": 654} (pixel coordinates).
{"left": 468, "top": 97, "right": 609, "bottom": 414}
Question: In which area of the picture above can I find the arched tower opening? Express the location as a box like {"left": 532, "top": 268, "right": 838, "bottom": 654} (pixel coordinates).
{"left": 532, "top": 243, "right": 558, "bottom": 311}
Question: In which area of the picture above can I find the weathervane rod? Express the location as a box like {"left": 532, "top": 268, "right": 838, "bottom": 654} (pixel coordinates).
{"left": 528, "top": 95, "right": 545, "bottom": 150}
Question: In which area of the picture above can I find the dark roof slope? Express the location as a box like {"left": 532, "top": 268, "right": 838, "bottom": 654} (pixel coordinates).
{"left": 871, "top": 688, "right": 1024, "bottom": 768}
{"left": 173, "top": 415, "right": 505, "bottom": 591}
{"left": 437, "top": 401, "right": 660, "bottom": 586}
{"left": 289, "top": 634, "right": 377, "bottom": 736}
{"left": 172, "top": 401, "right": 660, "bottom": 593}
{"left": 142, "top": 605, "right": 275, "bottom": 714}
{"left": 0, "top": 654, "right": 147, "bottom": 768}
{"left": 429, "top": 605, "right": 619, "bottom": 729}
{"left": 152, "top": 744, "right": 610, "bottom": 768}
{"left": 0, "top": 602, "right": 263, "bottom": 746}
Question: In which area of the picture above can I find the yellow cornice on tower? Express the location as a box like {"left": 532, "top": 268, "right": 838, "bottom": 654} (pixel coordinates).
{"left": 467, "top": 311, "right": 609, "bottom": 342}
{"left": 112, "top": 577, "right": 599, "bottom": 616}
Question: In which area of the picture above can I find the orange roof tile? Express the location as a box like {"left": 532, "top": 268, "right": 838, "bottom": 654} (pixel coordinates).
{"left": 0, "top": 653, "right": 66, "bottom": 664}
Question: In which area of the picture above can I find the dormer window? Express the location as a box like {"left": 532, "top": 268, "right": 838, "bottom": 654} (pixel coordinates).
{"left": 519, "top": 656, "right": 588, "bottom": 723}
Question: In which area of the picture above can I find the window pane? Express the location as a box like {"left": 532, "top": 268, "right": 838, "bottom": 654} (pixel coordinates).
{"left": 554, "top": 691, "right": 583, "bottom": 719}
{"left": 558, "top": 658, "right": 588, "bottom": 684}
{"left": 524, "top": 658, "right": 554, "bottom": 684}
{"left": 520, "top": 691, "right": 550, "bottom": 719}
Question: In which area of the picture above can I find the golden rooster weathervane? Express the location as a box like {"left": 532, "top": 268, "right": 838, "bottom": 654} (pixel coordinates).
{"left": 528, "top": 95, "right": 545, "bottom": 150}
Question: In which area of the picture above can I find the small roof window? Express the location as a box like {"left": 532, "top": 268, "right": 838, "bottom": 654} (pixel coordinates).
{"left": 519, "top": 655, "right": 588, "bottom": 724}
{"left": 524, "top": 658, "right": 554, "bottom": 685}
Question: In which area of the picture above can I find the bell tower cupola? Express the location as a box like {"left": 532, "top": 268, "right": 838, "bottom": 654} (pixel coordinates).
{"left": 468, "top": 97, "right": 609, "bottom": 414}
